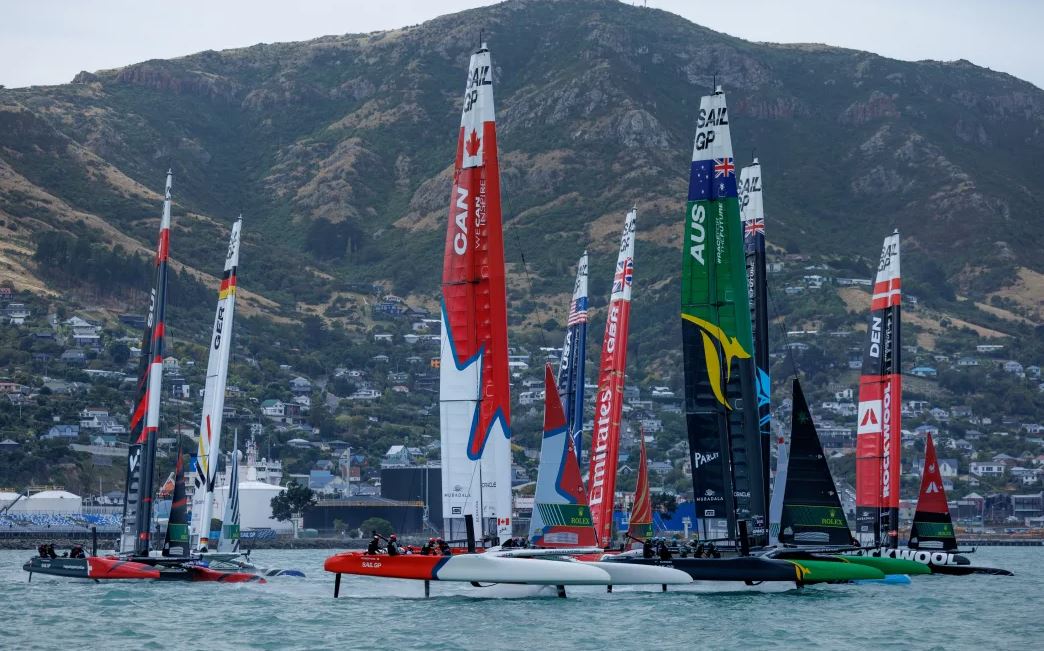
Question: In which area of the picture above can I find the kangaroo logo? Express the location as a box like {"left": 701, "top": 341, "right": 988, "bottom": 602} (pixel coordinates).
{"left": 682, "top": 314, "right": 751, "bottom": 409}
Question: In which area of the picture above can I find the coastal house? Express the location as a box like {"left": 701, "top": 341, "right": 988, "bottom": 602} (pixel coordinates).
{"left": 910, "top": 366, "right": 937, "bottom": 378}
{"left": 42, "top": 424, "right": 80, "bottom": 440}
{"left": 60, "top": 349, "right": 86, "bottom": 364}
{"left": 289, "top": 376, "right": 312, "bottom": 394}
{"left": 261, "top": 399, "right": 286, "bottom": 418}
{"left": 1002, "top": 361, "right": 1025, "bottom": 377}
{"left": 969, "top": 462, "right": 1005, "bottom": 477}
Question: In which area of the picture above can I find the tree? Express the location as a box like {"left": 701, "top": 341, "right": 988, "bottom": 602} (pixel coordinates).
{"left": 360, "top": 517, "right": 393, "bottom": 538}
{"left": 109, "top": 341, "right": 130, "bottom": 366}
{"left": 270, "top": 480, "right": 317, "bottom": 523}
{"left": 652, "top": 492, "right": 677, "bottom": 518}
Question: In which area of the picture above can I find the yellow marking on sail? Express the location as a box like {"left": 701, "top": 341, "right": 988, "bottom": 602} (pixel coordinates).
{"left": 682, "top": 313, "right": 751, "bottom": 409}
{"left": 218, "top": 286, "right": 237, "bottom": 299}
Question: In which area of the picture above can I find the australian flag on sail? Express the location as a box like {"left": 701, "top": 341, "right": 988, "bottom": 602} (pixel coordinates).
{"left": 567, "top": 296, "right": 589, "bottom": 326}
{"left": 688, "top": 157, "right": 737, "bottom": 201}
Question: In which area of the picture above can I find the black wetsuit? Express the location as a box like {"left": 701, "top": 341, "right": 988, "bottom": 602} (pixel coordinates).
{"left": 366, "top": 538, "right": 381, "bottom": 554}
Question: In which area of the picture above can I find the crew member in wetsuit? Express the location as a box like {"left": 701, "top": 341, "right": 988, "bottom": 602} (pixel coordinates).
{"left": 642, "top": 537, "right": 654, "bottom": 559}
{"left": 657, "top": 539, "right": 673, "bottom": 561}
{"left": 706, "top": 542, "right": 721, "bottom": 558}
{"left": 438, "top": 538, "right": 451, "bottom": 556}
{"left": 502, "top": 537, "right": 515, "bottom": 549}
{"left": 420, "top": 538, "right": 435, "bottom": 555}
{"left": 366, "top": 534, "right": 381, "bottom": 555}
{"left": 387, "top": 534, "right": 400, "bottom": 556}
{"left": 70, "top": 545, "right": 86, "bottom": 559}
{"left": 46, "top": 543, "right": 58, "bottom": 558}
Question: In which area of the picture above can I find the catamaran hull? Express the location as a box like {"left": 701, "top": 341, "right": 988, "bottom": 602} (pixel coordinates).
{"left": 324, "top": 552, "right": 612, "bottom": 585}
{"left": 581, "top": 560, "right": 691, "bottom": 585}
{"left": 850, "top": 547, "right": 1012, "bottom": 575}
{"left": 23, "top": 557, "right": 160, "bottom": 580}
{"left": 606, "top": 555, "right": 885, "bottom": 584}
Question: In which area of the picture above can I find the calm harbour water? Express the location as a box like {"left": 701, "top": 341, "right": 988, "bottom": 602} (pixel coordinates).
{"left": 2, "top": 547, "right": 1040, "bottom": 650}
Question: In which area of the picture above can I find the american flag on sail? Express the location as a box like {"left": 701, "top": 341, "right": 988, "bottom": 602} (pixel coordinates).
{"left": 567, "top": 296, "right": 589, "bottom": 326}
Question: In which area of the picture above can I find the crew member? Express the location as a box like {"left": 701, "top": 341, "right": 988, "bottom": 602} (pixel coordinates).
{"left": 642, "top": 537, "right": 654, "bottom": 559}
{"left": 366, "top": 534, "right": 381, "bottom": 555}
{"left": 657, "top": 539, "right": 672, "bottom": 561}
{"left": 420, "top": 538, "right": 435, "bottom": 555}
{"left": 438, "top": 538, "right": 452, "bottom": 556}
{"left": 387, "top": 534, "right": 401, "bottom": 556}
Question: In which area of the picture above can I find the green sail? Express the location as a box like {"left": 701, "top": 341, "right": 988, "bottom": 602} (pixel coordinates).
{"left": 682, "top": 87, "right": 766, "bottom": 543}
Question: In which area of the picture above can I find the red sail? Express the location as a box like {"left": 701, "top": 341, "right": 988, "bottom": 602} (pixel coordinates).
{"left": 439, "top": 44, "right": 513, "bottom": 541}
{"left": 855, "top": 231, "right": 902, "bottom": 547}
{"left": 627, "top": 434, "right": 653, "bottom": 541}
{"left": 909, "top": 433, "right": 958, "bottom": 551}
{"left": 587, "top": 209, "right": 636, "bottom": 548}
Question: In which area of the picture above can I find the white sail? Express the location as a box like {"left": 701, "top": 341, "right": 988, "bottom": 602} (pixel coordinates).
{"left": 191, "top": 218, "right": 242, "bottom": 552}
{"left": 217, "top": 433, "right": 241, "bottom": 554}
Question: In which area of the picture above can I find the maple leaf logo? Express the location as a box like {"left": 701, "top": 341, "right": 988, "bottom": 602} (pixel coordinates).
{"left": 465, "top": 129, "right": 481, "bottom": 157}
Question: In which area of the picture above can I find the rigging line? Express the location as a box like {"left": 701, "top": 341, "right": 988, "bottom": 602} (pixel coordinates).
{"left": 765, "top": 278, "right": 802, "bottom": 383}
{"left": 510, "top": 229, "right": 549, "bottom": 351}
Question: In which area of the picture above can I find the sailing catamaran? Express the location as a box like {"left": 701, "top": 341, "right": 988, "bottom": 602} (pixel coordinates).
{"left": 588, "top": 208, "right": 636, "bottom": 548}
{"left": 682, "top": 87, "right": 767, "bottom": 546}
{"left": 192, "top": 217, "right": 242, "bottom": 553}
{"left": 23, "top": 173, "right": 259, "bottom": 583}
{"left": 439, "top": 41, "right": 513, "bottom": 545}
{"left": 557, "top": 252, "right": 590, "bottom": 462}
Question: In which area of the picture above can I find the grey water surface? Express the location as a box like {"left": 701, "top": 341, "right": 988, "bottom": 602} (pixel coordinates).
{"left": 2, "top": 547, "right": 1039, "bottom": 650}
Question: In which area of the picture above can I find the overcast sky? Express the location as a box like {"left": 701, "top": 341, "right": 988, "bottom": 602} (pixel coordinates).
{"left": 2, "top": 0, "right": 1041, "bottom": 90}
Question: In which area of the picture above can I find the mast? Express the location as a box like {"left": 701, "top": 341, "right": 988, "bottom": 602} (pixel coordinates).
{"left": 682, "top": 87, "right": 766, "bottom": 544}
{"left": 855, "top": 231, "right": 902, "bottom": 548}
{"left": 192, "top": 217, "right": 242, "bottom": 553}
{"left": 161, "top": 444, "right": 189, "bottom": 557}
{"left": 779, "top": 379, "right": 854, "bottom": 547}
{"left": 587, "top": 208, "right": 636, "bottom": 548}
{"left": 556, "top": 251, "right": 590, "bottom": 462}
{"left": 626, "top": 434, "right": 653, "bottom": 542}
{"left": 217, "top": 432, "right": 241, "bottom": 554}
{"left": 739, "top": 159, "right": 771, "bottom": 517}
{"left": 767, "top": 434, "right": 789, "bottom": 543}
{"left": 119, "top": 169, "right": 173, "bottom": 556}
{"left": 440, "top": 42, "right": 513, "bottom": 542}
{"left": 528, "top": 364, "right": 598, "bottom": 548}
{"left": 908, "top": 433, "right": 957, "bottom": 551}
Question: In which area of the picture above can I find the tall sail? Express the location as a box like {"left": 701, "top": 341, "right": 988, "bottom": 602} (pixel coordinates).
{"left": 119, "top": 169, "right": 173, "bottom": 556}
{"left": 739, "top": 159, "right": 771, "bottom": 510}
{"left": 779, "top": 379, "right": 854, "bottom": 547}
{"left": 162, "top": 445, "right": 189, "bottom": 557}
{"left": 855, "top": 231, "right": 902, "bottom": 548}
{"left": 626, "top": 434, "right": 653, "bottom": 542}
{"left": 681, "top": 88, "right": 766, "bottom": 543}
{"left": 440, "top": 43, "right": 513, "bottom": 542}
{"left": 192, "top": 217, "right": 242, "bottom": 552}
{"left": 587, "top": 208, "right": 636, "bottom": 548}
{"left": 217, "top": 433, "right": 241, "bottom": 554}
{"left": 556, "top": 252, "right": 590, "bottom": 461}
{"left": 909, "top": 433, "right": 957, "bottom": 551}
{"left": 767, "top": 434, "right": 789, "bottom": 543}
{"left": 529, "top": 365, "right": 598, "bottom": 548}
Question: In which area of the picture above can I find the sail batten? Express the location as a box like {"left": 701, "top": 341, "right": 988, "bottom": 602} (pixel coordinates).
{"left": 855, "top": 232, "right": 902, "bottom": 548}
{"left": 440, "top": 43, "right": 513, "bottom": 542}
{"left": 587, "top": 209, "right": 636, "bottom": 548}
{"left": 192, "top": 217, "right": 242, "bottom": 552}
{"left": 682, "top": 88, "right": 766, "bottom": 543}
{"left": 119, "top": 170, "right": 173, "bottom": 556}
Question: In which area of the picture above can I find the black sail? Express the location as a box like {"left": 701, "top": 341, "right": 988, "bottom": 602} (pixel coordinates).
{"left": 779, "top": 379, "right": 854, "bottom": 547}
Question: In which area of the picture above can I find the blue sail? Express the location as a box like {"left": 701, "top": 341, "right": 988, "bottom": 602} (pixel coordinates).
{"left": 556, "top": 252, "right": 589, "bottom": 461}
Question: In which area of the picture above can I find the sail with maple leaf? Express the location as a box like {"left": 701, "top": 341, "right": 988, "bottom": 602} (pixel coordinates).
{"left": 556, "top": 251, "right": 589, "bottom": 462}
{"left": 587, "top": 208, "right": 636, "bottom": 548}
{"left": 119, "top": 170, "right": 173, "bottom": 556}
{"left": 855, "top": 231, "right": 902, "bottom": 548}
{"left": 439, "top": 43, "right": 513, "bottom": 542}
{"left": 529, "top": 364, "right": 598, "bottom": 548}
{"left": 681, "top": 87, "right": 766, "bottom": 544}
{"left": 908, "top": 433, "right": 957, "bottom": 551}
{"left": 779, "top": 379, "right": 854, "bottom": 547}
{"left": 192, "top": 216, "right": 242, "bottom": 553}
{"left": 626, "top": 434, "right": 653, "bottom": 541}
